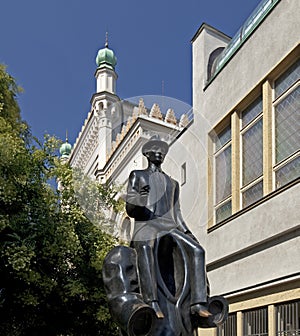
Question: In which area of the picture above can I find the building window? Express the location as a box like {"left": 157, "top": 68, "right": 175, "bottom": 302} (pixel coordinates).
{"left": 209, "top": 55, "right": 299, "bottom": 227}
{"left": 276, "top": 300, "right": 300, "bottom": 336}
{"left": 273, "top": 59, "right": 300, "bottom": 189}
{"left": 181, "top": 162, "right": 186, "bottom": 185}
{"left": 217, "top": 313, "right": 237, "bottom": 336}
{"left": 214, "top": 125, "right": 232, "bottom": 223}
{"left": 241, "top": 96, "right": 263, "bottom": 208}
{"left": 243, "top": 307, "right": 268, "bottom": 336}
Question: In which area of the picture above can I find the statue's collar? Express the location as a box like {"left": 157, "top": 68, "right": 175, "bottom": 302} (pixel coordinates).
{"left": 147, "top": 165, "right": 163, "bottom": 173}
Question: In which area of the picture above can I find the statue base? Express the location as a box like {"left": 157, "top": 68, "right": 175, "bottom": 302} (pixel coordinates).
{"left": 103, "top": 235, "right": 228, "bottom": 336}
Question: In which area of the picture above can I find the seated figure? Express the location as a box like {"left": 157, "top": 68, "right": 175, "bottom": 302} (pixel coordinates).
{"left": 126, "top": 135, "right": 211, "bottom": 319}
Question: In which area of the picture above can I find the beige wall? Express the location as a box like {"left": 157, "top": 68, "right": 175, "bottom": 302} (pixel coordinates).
{"left": 194, "top": 0, "right": 299, "bottom": 125}
{"left": 189, "top": 0, "right": 300, "bottom": 297}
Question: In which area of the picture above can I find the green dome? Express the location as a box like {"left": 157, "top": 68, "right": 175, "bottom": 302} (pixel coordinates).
{"left": 60, "top": 141, "right": 72, "bottom": 159}
{"left": 95, "top": 45, "right": 117, "bottom": 70}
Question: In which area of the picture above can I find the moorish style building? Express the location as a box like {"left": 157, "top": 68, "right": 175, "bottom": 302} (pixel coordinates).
{"left": 61, "top": 37, "right": 191, "bottom": 239}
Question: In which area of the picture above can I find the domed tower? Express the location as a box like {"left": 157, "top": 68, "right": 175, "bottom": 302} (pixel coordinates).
{"left": 91, "top": 34, "right": 120, "bottom": 170}
{"left": 95, "top": 34, "right": 118, "bottom": 94}
{"left": 58, "top": 136, "right": 72, "bottom": 191}
{"left": 60, "top": 137, "right": 72, "bottom": 162}
{"left": 69, "top": 35, "right": 123, "bottom": 177}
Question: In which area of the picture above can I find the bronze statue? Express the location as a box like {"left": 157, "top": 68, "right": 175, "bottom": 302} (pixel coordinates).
{"left": 102, "top": 135, "right": 228, "bottom": 336}
{"left": 126, "top": 135, "right": 211, "bottom": 319}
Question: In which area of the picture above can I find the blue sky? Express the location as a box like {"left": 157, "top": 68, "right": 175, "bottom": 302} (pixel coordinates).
{"left": 1, "top": 0, "right": 260, "bottom": 145}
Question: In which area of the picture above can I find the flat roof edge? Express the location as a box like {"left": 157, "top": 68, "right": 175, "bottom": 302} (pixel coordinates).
{"left": 191, "top": 23, "right": 231, "bottom": 43}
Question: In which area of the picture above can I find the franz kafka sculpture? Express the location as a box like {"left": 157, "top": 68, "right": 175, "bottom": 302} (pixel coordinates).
{"left": 103, "top": 135, "right": 228, "bottom": 336}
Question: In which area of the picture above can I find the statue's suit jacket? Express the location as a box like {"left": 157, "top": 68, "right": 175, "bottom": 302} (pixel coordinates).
{"left": 126, "top": 168, "right": 189, "bottom": 241}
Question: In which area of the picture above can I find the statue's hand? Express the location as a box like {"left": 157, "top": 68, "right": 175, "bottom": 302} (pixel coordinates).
{"left": 139, "top": 185, "right": 150, "bottom": 206}
{"left": 140, "top": 185, "right": 150, "bottom": 195}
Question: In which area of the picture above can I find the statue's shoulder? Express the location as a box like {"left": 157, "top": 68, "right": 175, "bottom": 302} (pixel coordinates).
{"left": 166, "top": 174, "right": 179, "bottom": 186}
{"left": 129, "top": 169, "right": 148, "bottom": 178}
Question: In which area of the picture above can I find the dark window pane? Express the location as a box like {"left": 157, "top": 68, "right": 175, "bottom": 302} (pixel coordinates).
{"left": 216, "top": 200, "right": 232, "bottom": 224}
{"left": 215, "top": 126, "right": 231, "bottom": 152}
{"left": 242, "top": 97, "right": 262, "bottom": 128}
{"left": 275, "top": 86, "right": 300, "bottom": 163}
{"left": 242, "top": 180, "right": 263, "bottom": 208}
{"left": 215, "top": 146, "right": 232, "bottom": 203}
{"left": 275, "top": 59, "right": 300, "bottom": 99}
{"left": 276, "top": 155, "right": 300, "bottom": 189}
{"left": 242, "top": 118, "right": 263, "bottom": 186}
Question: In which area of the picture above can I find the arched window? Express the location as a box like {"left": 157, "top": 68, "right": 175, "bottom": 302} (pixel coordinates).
{"left": 207, "top": 47, "right": 225, "bottom": 81}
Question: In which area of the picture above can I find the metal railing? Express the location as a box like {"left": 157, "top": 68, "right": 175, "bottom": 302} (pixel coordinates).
{"left": 217, "top": 313, "right": 237, "bottom": 336}
{"left": 243, "top": 307, "right": 268, "bottom": 336}
{"left": 276, "top": 301, "right": 300, "bottom": 336}
{"left": 210, "top": 0, "right": 281, "bottom": 81}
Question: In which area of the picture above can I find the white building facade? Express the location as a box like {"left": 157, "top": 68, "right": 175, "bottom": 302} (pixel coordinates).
{"left": 67, "top": 39, "right": 191, "bottom": 240}
{"left": 66, "top": 0, "right": 299, "bottom": 334}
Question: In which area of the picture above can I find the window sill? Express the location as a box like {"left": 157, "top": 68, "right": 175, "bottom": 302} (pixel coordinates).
{"left": 208, "top": 177, "right": 300, "bottom": 233}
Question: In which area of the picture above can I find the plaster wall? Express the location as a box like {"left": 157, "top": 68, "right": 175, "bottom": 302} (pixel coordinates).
{"left": 112, "top": 150, "right": 146, "bottom": 188}
{"left": 166, "top": 128, "right": 210, "bottom": 245}
{"left": 194, "top": 0, "right": 299, "bottom": 126}
{"left": 190, "top": 0, "right": 300, "bottom": 237}
{"left": 209, "top": 233, "right": 300, "bottom": 296}
{"left": 192, "top": 26, "right": 230, "bottom": 103}
{"left": 206, "top": 183, "right": 300, "bottom": 263}
{"left": 190, "top": 0, "right": 300, "bottom": 294}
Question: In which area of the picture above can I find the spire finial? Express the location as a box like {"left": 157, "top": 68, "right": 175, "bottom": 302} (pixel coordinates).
{"left": 65, "top": 129, "right": 68, "bottom": 142}
{"left": 105, "top": 31, "right": 109, "bottom": 48}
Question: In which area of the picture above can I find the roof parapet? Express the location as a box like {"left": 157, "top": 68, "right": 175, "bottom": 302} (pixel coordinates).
{"left": 209, "top": 0, "right": 281, "bottom": 83}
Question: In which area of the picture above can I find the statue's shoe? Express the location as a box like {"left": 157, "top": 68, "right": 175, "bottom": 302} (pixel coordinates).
{"left": 191, "top": 303, "right": 212, "bottom": 318}
{"left": 151, "top": 301, "right": 164, "bottom": 319}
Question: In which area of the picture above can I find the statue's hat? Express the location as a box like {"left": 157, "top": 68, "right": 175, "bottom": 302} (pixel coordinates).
{"left": 142, "top": 135, "right": 169, "bottom": 155}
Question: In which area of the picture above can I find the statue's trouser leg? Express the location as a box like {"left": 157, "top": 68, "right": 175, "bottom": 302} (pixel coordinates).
{"left": 133, "top": 240, "right": 158, "bottom": 303}
{"left": 171, "top": 230, "right": 208, "bottom": 305}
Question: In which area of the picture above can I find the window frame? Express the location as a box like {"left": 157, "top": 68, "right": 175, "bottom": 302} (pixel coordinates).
{"left": 181, "top": 162, "right": 187, "bottom": 186}
{"left": 272, "top": 64, "right": 300, "bottom": 190}
{"left": 239, "top": 96, "right": 264, "bottom": 209}
{"left": 213, "top": 124, "right": 232, "bottom": 224}
{"left": 208, "top": 53, "right": 300, "bottom": 228}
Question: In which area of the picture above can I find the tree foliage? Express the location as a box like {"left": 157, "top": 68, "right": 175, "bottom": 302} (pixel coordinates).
{"left": 0, "top": 65, "right": 119, "bottom": 335}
